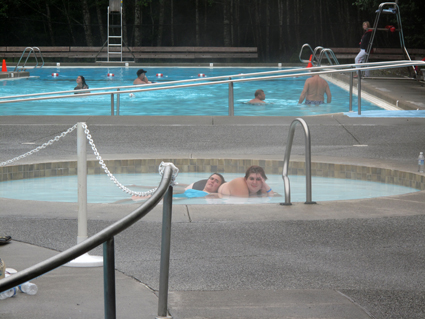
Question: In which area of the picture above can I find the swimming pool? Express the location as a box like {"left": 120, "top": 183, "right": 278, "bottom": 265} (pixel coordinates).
{"left": 0, "top": 67, "right": 384, "bottom": 116}
{"left": 0, "top": 172, "right": 418, "bottom": 205}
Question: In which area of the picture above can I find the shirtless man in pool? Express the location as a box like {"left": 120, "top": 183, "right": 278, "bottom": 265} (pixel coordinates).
{"left": 128, "top": 173, "right": 225, "bottom": 202}
{"left": 184, "top": 173, "right": 225, "bottom": 193}
{"left": 133, "top": 69, "right": 152, "bottom": 85}
{"left": 218, "top": 165, "right": 274, "bottom": 197}
{"left": 248, "top": 89, "right": 266, "bottom": 104}
{"left": 298, "top": 73, "right": 331, "bottom": 105}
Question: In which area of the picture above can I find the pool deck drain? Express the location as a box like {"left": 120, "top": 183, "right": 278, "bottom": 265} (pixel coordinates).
{"left": 1, "top": 75, "right": 425, "bottom": 319}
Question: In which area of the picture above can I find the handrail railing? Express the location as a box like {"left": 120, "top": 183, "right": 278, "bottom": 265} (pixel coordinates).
{"left": 299, "top": 43, "right": 316, "bottom": 65}
{"left": 300, "top": 44, "right": 340, "bottom": 67}
{"left": 13, "top": 47, "right": 45, "bottom": 72}
{"left": 281, "top": 118, "right": 316, "bottom": 206}
{"left": 317, "top": 48, "right": 340, "bottom": 66}
{"left": 1, "top": 61, "right": 424, "bottom": 116}
{"left": 0, "top": 163, "right": 177, "bottom": 319}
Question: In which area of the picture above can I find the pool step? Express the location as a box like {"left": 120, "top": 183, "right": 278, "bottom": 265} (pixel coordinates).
{"left": 0, "top": 71, "right": 30, "bottom": 79}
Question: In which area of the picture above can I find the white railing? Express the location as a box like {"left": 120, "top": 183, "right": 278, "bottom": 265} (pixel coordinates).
{"left": 1, "top": 61, "right": 423, "bottom": 116}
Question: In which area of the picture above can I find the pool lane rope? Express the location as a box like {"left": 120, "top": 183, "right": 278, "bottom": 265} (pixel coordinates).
{"left": 1, "top": 123, "right": 179, "bottom": 198}
{"left": 82, "top": 123, "right": 179, "bottom": 197}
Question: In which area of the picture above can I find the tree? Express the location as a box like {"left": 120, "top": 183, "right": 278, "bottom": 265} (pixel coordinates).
{"left": 81, "top": 0, "right": 94, "bottom": 46}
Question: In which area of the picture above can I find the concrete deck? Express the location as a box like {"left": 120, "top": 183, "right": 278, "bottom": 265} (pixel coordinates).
{"left": 1, "top": 73, "right": 425, "bottom": 319}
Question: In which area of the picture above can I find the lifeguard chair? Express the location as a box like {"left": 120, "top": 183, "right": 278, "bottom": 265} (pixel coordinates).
{"left": 95, "top": 0, "right": 134, "bottom": 62}
{"left": 365, "top": 1, "right": 417, "bottom": 77}
{"left": 107, "top": 0, "right": 123, "bottom": 62}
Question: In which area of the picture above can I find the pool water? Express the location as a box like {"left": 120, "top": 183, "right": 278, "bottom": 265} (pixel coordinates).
{"left": 0, "top": 67, "right": 383, "bottom": 116}
{"left": 0, "top": 172, "right": 418, "bottom": 205}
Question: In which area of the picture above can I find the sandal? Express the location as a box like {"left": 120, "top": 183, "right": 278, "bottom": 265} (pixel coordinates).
{"left": 0, "top": 236, "right": 12, "bottom": 245}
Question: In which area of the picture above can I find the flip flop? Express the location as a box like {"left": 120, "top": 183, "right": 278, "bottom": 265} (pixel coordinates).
{"left": 0, "top": 236, "right": 12, "bottom": 245}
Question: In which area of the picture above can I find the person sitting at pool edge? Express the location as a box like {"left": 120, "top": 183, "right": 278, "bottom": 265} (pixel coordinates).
{"left": 298, "top": 71, "right": 331, "bottom": 105}
{"left": 74, "top": 75, "right": 90, "bottom": 94}
{"left": 133, "top": 69, "right": 151, "bottom": 85}
{"left": 248, "top": 89, "right": 266, "bottom": 104}
{"left": 218, "top": 165, "right": 275, "bottom": 197}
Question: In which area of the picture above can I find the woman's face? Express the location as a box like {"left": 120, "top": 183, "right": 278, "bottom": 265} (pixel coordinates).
{"left": 245, "top": 173, "right": 263, "bottom": 194}
{"left": 76, "top": 76, "right": 82, "bottom": 84}
{"left": 363, "top": 23, "right": 368, "bottom": 30}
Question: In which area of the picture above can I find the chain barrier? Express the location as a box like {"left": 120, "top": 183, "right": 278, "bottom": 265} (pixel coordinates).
{"left": 82, "top": 123, "right": 178, "bottom": 197}
{"left": 1, "top": 122, "right": 179, "bottom": 198}
{"left": 0, "top": 124, "right": 78, "bottom": 167}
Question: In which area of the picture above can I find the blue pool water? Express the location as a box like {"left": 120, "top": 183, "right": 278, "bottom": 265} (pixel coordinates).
{"left": 0, "top": 67, "right": 383, "bottom": 116}
{"left": 0, "top": 172, "right": 418, "bottom": 204}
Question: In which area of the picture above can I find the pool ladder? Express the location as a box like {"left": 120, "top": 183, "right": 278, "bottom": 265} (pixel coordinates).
{"left": 14, "top": 47, "right": 44, "bottom": 72}
{"left": 281, "top": 118, "right": 316, "bottom": 205}
{"left": 299, "top": 44, "right": 339, "bottom": 67}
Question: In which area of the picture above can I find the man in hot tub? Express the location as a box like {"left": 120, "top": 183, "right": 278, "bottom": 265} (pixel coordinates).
{"left": 130, "top": 173, "right": 226, "bottom": 201}
{"left": 178, "top": 173, "right": 226, "bottom": 198}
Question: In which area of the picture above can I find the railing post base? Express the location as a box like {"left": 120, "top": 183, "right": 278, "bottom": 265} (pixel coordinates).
{"left": 304, "top": 201, "right": 317, "bottom": 205}
{"left": 280, "top": 202, "right": 292, "bottom": 206}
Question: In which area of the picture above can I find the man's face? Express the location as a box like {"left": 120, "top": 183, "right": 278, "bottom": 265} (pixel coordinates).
{"left": 139, "top": 73, "right": 146, "bottom": 79}
{"left": 204, "top": 174, "right": 223, "bottom": 193}
{"left": 259, "top": 91, "right": 266, "bottom": 101}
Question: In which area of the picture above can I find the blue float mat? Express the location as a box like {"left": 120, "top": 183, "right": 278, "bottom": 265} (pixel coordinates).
{"left": 344, "top": 110, "right": 425, "bottom": 118}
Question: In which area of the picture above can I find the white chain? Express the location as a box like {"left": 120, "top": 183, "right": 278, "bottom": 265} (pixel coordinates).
{"left": 82, "top": 123, "right": 179, "bottom": 197}
{"left": 0, "top": 124, "right": 78, "bottom": 167}
{"left": 1, "top": 122, "right": 179, "bottom": 199}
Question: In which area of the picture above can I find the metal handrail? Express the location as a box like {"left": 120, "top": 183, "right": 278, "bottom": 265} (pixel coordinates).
{"left": 281, "top": 118, "right": 315, "bottom": 206}
{"left": 1, "top": 61, "right": 424, "bottom": 116}
{"left": 299, "top": 43, "right": 316, "bottom": 64}
{"left": 317, "top": 48, "right": 340, "bottom": 66}
{"left": 0, "top": 164, "right": 176, "bottom": 319}
{"left": 0, "top": 60, "right": 420, "bottom": 101}
{"left": 13, "top": 47, "right": 44, "bottom": 72}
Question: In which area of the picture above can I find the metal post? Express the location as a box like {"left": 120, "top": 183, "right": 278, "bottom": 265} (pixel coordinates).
{"left": 357, "top": 70, "right": 361, "bottom": 115}
{"left": 103, "top": 237, "right": 116, "bottom": 319}
{"left": 111, "top": 93, "right": 114, "bottom": 116}
{"left": 77, "top": 122, "right": 88, "bottom": 244}
{"left": 157, "top": 185, "right": 173, "bottom": 319}
{"left": 116, "top": 89, "right": 120, "bottom": 116}
{"left": 228, "top": 77, "right": 234, "bottom": 116}
{"left": 281, "top": 118, "right": 316, "bottom": 206}
{"left": 349, "top": 72, "right": 353, "bottom": 112}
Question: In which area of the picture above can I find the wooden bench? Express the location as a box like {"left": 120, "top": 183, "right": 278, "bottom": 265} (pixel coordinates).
{"left": 0, "top": 46, "right": 258, "bottom": 61}
{"left": 329, "top": 48, "right": 425, "bottom": 62}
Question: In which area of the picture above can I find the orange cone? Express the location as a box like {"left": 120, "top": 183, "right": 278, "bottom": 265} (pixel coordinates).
{"left": 1, "top": 59, "right": 7, "bottom": 72}
{"left": 306, "top": 55, "right": 313, "bottom": 68}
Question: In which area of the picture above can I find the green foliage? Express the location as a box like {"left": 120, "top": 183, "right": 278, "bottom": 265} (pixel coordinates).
{"left": 352, "top": 0, "right": 381, "bottom": 11}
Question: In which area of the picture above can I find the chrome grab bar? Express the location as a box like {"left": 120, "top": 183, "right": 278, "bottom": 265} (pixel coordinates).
{"left": 281, "top": 118, "right": 316, "bottom": 206}
{"left": 317, "top": 48, "right": 340, "bottom": 66}
{"left": 13, "top": 47, "right": 44, "bottom": 72}
{"left": 299, "top": 43, "right": 315, "bottom": 64}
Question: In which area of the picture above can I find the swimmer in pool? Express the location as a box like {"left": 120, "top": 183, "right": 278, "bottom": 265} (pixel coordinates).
{"left": 248, "top": 89, "right": 266, "bottom": 104}
{"left": 298, "top": 72, "right": 331, "bottom": 105}
{"left": 74, "top": 75, "right": 90, "bottom": 94}
{"left": 217, "top": 165, "right": 275, "bottom": 197}
{"left": 184, "top": 173, "right": 226, "bottom": 193}
{"left": 133, "top": 69, "right": 152, "bottom": 85}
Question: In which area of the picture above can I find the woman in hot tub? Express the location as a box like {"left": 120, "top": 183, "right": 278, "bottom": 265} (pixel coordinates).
{"left": 217, "top": 165, "right": 275, "bottom": 197}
